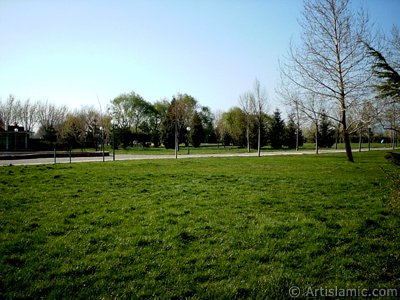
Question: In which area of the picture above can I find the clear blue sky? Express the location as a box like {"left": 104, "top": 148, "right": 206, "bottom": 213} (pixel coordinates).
{"left": 0, "top": 0, "right": 399, "bottom": 113}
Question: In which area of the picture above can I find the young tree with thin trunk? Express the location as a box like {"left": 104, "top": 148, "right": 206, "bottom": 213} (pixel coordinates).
{"left": 239, "top": 92, "right": 255, "bottom": 153}
{"left": 253, "top": 79, "right": 267, "bottom": 157}
{"left": 281, "top": 0, "right": 372, "bottom": 162}
{"left": 213, "top": 110, "right": 224, "bottom": 148}
{"left": 160, "top": 94, "right": 197, "bottom": 156}
{"left": 302, "top": 95, "right": 326, "bottom": 154}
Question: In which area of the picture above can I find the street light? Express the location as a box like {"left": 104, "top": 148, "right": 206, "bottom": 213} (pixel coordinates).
{"left": 99, "top": 126, "right": 105, "bottom": 162}
{"left": 186, "top": 126, "right": 191, "bottom": 155}
{"left": 14, "top": 128, "right": 18, "bottom": 152}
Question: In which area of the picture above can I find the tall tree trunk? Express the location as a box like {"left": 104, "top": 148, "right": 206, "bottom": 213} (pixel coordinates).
{"left": 337, "top": 37, "right": 354, "bottom": 162}
{"left": 344, "top": 129, "right": 353, "bottom": 161}
{"left": 392, "top": 103, "right": 397, "bottom": 150}
{"left": 315, "top": 121, "right": 319, "bottom": 155}
{"left": 342, "top": 108, "right": 354, "bottom": 162}
{"left": 392, "top": 130, "right": 396, "bottom": 150}
{"left": 295, "top": 103, "right": 299, "bottom": 151}
{"left": 335, "top": 122, "right": 340, "bottom": 150}
{"left": 174, "top": 117, "right": 178, "bottom": 159}
{"left": 246, "top": 124, "right": 250, "bottom": 153}
{"left": 257, "top": 124, "right": 261, "bottom": 157}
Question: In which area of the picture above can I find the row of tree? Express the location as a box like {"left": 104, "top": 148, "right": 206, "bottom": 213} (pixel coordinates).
{"left": 0, "top": 88, "right": 368, "bottom": 153}
{"left": 0, "top": 87, "right": 396, "bottom": 153}
{"left": 0, "top": 92, "right": 214, "bottom": 150}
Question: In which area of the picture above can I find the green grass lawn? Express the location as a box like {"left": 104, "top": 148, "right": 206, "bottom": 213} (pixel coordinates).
{"left": 109, "top": 143, "right": 251, "bottom": 155}
{"left": 0, "top": 152, "right": 399, "bottom": 299}
{"left": 93, "top": 142, "right": 395, "bottom": 156}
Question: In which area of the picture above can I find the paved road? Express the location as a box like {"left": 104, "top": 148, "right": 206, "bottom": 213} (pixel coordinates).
{"left": 1, "top": 148, "right": 397, "bottom": 166}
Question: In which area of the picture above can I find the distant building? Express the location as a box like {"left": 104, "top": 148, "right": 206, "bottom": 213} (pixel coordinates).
{"left": 0, "top": 123, "right": 30, "bottom": 151}
{"left": 0, "top": 115, "right": 4, "bottom": 131}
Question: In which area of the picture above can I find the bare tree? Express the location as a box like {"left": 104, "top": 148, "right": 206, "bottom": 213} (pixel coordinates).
{"left": 239, "top": 91, "right": 255, "bottom": 153}
{"left": 36, "top": 101, "right": 68, "bottom": 138}
{"left": 168, "top": 94, "right": 197, "bottom": 158}
{"left": 20, "top": 99, "right": 38, "bottom": 133}
{"left": 292, "top": 100, "right": 303, "bottom": 151}
{"left": 281, "top": 0, "right": 372, "bottom": 162}
{"left": 0, "top": 95, "right": 19, "bottom": 128}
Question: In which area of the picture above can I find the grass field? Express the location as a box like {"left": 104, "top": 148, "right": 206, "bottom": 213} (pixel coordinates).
{"left": 0, "top": 151, "right": 399, "bottom": 299}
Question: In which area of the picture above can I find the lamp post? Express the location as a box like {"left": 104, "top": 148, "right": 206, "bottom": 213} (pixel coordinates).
{"left": 111, "top": 119, "right": 116, "bottom": 161}
{"left": 186, "top": 126, "right": 191, "bottom": 155}
{"left": 99, "top": 126, "right": 105, "bottom": 162}
{"left": 14, "top": 128, "right": 18, "bottom": 152}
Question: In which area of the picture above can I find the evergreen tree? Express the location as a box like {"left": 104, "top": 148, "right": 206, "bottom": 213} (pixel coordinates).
{"left": 269, "top": 109, "right": 286, "bottom": 149}
{"left": 199, "top": 106, "right": 215, "bottom": 143}
{"left": 366, "top": 42, "right": 400, "bottom": 101}
{"left": 284, "top": 114, "right": 304, "bottom": 149}
{"left": 285, "top": 115, "right": 297, "bottom": 149}
{"left": 318, "top": 113, "right": 335, "bottom": 148}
